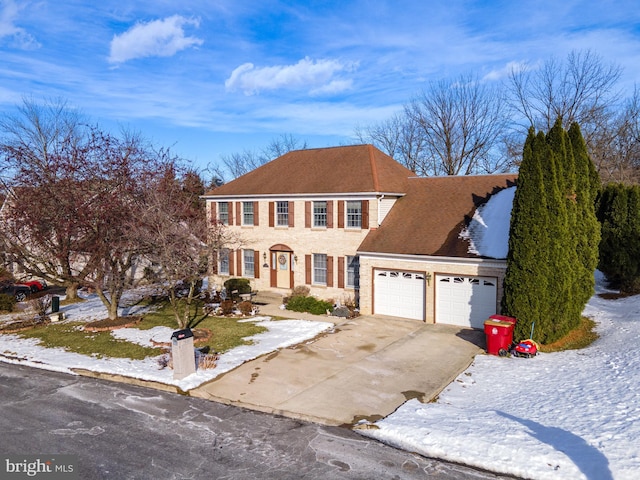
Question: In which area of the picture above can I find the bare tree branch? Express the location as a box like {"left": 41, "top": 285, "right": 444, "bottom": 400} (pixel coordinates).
{"left": 220, "top": 134, "right": 308, "bottom": 179}
{"left": 406, "top": 74, "right": 508, "bottom": 175}
{"left": 508, "top": 50, "right": 622, "bottom": 169}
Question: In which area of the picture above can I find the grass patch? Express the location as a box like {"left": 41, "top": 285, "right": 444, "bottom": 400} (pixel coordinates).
{"left": 84, "top": 316, "right": 142, "bottom": 330}
{"left": 539, "top": 317, "right": 599, "bottom": 353}
{"left": 138, "top": 299, "right": 267, "bottom": 353}
{"left": 196, "top": 317, "right": 267, "bottom": 353}
{"left": 134, "top": 298, "right": 199, "bottom": 330}
{"left": 15, "top": 322, "right": 162, "bottom": 360}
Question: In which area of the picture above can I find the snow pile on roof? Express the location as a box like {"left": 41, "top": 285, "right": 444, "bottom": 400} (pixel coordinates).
{"left": 459, "top": 186, "right": 515, "bottom": 259}
{"left": 361, "top": 271, "right": 640, "bottom": 480}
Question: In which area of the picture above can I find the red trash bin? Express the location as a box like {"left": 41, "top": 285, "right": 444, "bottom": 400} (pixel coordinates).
{"left": 484, "top": 316, "right": 516, "bottom": 356}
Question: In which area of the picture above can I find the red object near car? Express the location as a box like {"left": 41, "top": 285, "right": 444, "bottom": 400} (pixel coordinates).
{"left": 19, "top": 279, "right": 48, "bottom": 293}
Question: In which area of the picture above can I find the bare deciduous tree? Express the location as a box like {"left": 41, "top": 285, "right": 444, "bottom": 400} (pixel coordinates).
{"left": 508, "top": 49, "right": 623, "bottom": 177}
{"left": 263, "top": 133, "right": 308, "bottom": 160}
{"left": 357, "top": 50, "right": 638, "bottom": 181}
{"left": 0, "top": 98, "right": 204, "bottom": 321}
{"left": 591, "top": 87, "right": 640, "bottom": 184}
{"left": 0, "top": 98, "right": 97, "bottom": 299}
{"left": 356, "top": 75, "right": 508, "bottom": 176}
{"left": 220, "top": 134, "right": 308, "bottom": 179}
{"left": 509, "top": 50, "right": 621, "bottom": 135}
{"left": 220, "top": 149, "right": 263, "bottom": 179}
{"left": 354, "top": 113, "right": 427, "bottom": 175}
{"left": 132, "top": 166, "right": 210, "bottom": 329}
{"left": 85, "top": 129, "right": 175, "bottom": 320}
{"left": 406, "top": 74, "right": 508, "bottom": 175}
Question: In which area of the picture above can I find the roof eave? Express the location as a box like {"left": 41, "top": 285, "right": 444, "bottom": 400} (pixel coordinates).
{"left": 200, "top": 191, "right": 407, "bottom": 201}
{"left": 356, "top": 250, "right": 508, "bottom": 266}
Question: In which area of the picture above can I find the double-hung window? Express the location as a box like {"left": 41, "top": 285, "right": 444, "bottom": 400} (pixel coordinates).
{"left": 243, "top": 249, "right": 255, "bottom": 277}
{"left": 242, "top": 202, "right": 254, "bottom": 226}
{"left": 219, "top": 248, "right": 230, "bottom": 275}
{"left": 313, "top": 201, "right": 327, "bottom": 227}
{"left": 346, "top": 255, "right": 359, "bottom": 288}
{"left": 346, "top": 201, "right": 362, "bottom": 228}
{"left": 218, "top": 202, "right": 229, "bottom": 225}
{"left": 276, "top": 201, "right": 289, "bottom": 226}
{"left": 313, "top": 254, "right": 327, "bottom": 285}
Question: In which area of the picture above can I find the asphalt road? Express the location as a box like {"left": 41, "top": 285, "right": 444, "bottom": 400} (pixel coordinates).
{"left": 0, "top": 363, "right": 509, "bottom": 479}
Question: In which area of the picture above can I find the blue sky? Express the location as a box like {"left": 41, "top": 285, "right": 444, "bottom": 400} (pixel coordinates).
{"left": 1, "top": 0, "right": 639, "bottom": 177}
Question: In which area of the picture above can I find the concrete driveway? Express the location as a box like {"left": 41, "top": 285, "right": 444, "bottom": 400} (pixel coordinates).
{"left": 191, "top": 308, "right": 484, "bottom": 426}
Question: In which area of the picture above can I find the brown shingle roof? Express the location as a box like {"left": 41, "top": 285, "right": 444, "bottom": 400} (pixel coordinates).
{"left": 358, "top": 174, "right": 517, "bottom": 258}
{"left": 205, "top": 144, "right": 415, "bottom": 196}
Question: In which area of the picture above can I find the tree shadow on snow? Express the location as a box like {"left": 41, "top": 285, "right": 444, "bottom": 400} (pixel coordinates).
{"left": 496, "top": 411, "right": 613, "bottom": 480}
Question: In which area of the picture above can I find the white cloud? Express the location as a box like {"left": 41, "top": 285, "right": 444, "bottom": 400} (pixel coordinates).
{"left": 481, "top": 61, "right": 530, "bottom": 82}
{"left": 310, "top": 79, "right": 353, "bottom": 96}
{"left": 0, "top": 0, "right": 40, "bottom": 49}
{"left": 225, "top": 56, "right": 357, "bottom": 96}
{"left": 109, "top": 15, "right": 203, "bottom": 64}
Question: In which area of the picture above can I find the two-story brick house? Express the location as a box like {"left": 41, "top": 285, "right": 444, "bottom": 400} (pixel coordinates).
{"left": 203, "top": 144, "right": 516, "bottom": 329}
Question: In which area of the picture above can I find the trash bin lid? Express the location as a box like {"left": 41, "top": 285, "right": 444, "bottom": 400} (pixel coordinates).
{"left": 483, "top": 319, "right": 512, "bottom": 328}
{"left": 489, "top": 314, "right": 517, "bottom": 324}
{"left": 171, "top": 328, "right": 194, "bottom": 340}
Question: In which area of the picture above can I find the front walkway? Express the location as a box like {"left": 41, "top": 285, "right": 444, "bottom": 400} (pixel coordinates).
{"left": 191, "top": 297, "right": 484, "bottom": 426}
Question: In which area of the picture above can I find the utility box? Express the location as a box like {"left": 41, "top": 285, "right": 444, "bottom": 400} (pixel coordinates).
{"left": 171, "top": 328, "right": 196, "bottom": 380}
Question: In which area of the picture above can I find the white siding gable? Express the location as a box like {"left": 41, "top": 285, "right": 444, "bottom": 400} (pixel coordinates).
{"left": 378, "top": 197, "right": 397, "bottom": 226}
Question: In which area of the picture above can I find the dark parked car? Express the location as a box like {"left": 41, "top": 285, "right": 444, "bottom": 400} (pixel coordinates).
{"left": 0, "top": 284, "right": 31, "bottom": 302}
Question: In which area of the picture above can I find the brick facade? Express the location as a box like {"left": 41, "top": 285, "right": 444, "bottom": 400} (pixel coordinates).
{"left": 208, "top": 197, "right": 380, "bottom": 303}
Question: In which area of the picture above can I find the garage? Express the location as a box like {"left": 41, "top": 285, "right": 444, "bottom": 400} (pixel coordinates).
{"left": 436, "top": 275, "right": 497, "bottom": 328}
{"left": 373, "top": 270, "right": 425, "bottom": 320}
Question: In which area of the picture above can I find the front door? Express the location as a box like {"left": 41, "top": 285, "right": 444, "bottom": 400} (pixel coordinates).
{"left": 275, "top": 251, "right": 292, "bottom": 289}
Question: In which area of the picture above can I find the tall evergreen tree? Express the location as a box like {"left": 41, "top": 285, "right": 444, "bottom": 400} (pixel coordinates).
{"left": 504, "top": 121, "right": 601, "bottom": 343}
{"left": 542, "top": 124, "right": 575, "bottom": 340}
{"left": 598, "top": 184, "right": 629, "bottom": 285}
{"left": 627, "top": 187, "right": 640, "bottom": 290}
{"left": 598, "top": 183, "right": 640, "bottom": 291}
{"left": 569, "top": 123, "right": 601, "bottom": 307}
{"left": 627, "top": 187, "right": 640, "bottom": 285}
{"left": 502, "top": 128, "right": 552, "bottom": 341}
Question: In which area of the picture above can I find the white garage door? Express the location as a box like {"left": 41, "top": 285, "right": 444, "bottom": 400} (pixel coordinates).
{"left": 374, "top": 270, "right": 425, "bottom": 320}
{"left": 436, "top": 275, "right": 497, "bottom": 328}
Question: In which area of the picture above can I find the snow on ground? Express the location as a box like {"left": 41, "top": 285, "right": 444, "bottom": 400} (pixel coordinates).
{"left": 0, "top": 290, "right": 333, "bottom": 391}
{"left": 361, "top": 271, "right": 640, "bottom": 480}
{"left": 2, "top": 275, "right": 639, "bottom": 479}
{"left": 460, "top": 186, "right": 516, "bottom": 258}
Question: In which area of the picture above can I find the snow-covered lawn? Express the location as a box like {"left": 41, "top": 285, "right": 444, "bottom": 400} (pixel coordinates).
{"left": 360, "top": 272, "right": 640, "bottom": 480}
{"left": 1, "top": 274, "right": 638, "bottom": 479}
{"left": 0, "top": 290, "right": 333, "bottom": 391}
